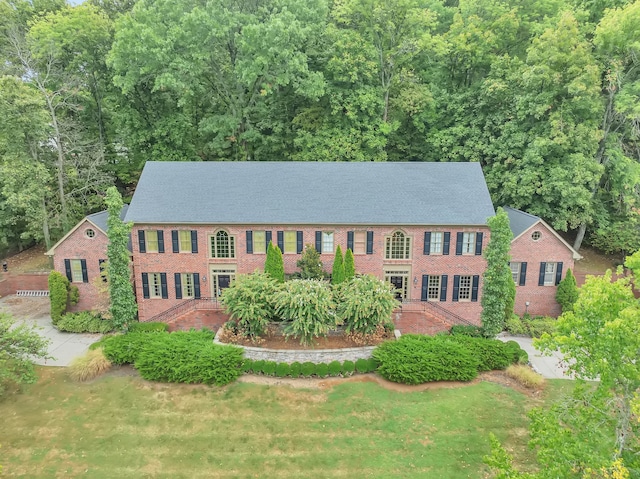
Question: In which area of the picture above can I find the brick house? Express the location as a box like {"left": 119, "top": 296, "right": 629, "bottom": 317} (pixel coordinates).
{"left": 505, "top": 207, "right": 582, "bottom": 317}
{"left": 46, "top": 162, "right": 579, "bottom": 326}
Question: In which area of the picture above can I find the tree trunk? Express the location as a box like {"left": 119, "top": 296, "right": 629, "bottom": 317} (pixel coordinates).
{"left": 42, "top": 197, "right": 51, "bottom": 250}
{"left": 44, "top": 94, "right": 68, "bottom": 231}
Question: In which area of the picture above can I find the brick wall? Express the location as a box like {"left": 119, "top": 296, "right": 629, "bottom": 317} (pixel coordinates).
{"left": 51, "top": 219, "right": 110, "bottom": 313}
{"left": 0, "top": 273, "right": 50, "bottom": 297}
{"left": 510, "top": 223, "right": 576, "bottom": 317}
{"left": 132, "top": 224, "right": 490, "bottom": 323}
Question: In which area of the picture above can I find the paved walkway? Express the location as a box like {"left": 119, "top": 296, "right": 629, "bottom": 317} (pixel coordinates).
{"left": 498, "top": 333, "right": 572, "bottom": 379}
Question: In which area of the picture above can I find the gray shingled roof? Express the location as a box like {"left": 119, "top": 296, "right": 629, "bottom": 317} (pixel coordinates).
{"left": 503, "top": 206, "right": 540, "bottom": 239}
{"left": 87, "top": 205, "right": 129, "bottom": 233}
{"left": 125, "top": 162, "right": 496, "bottom": 226}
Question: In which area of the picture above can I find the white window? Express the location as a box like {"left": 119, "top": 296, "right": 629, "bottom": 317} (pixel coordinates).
{"left": 253, "top": 231, "right": 266, "bottom": 254}
{"left": 146, "top": 230, "right": 159, "bottom": 253}
{"left": 544, "top": 262, "right": 556, "bottom": 286}
{"left": 510, "top": 262, "right": 521, "bottom": 284}
{"left": 149, "top": 273, "right": 162, "bottom": 298}
{"left": 462, "top": 233, "right": 475, "bottom": 254}
{"left": 354, "top": 232, "right": 366, "bottom": 255}
{"left": 179, "top": 230, "right": 192, "bottom": 252}
{"left": 385, "top": 231, "right": 411, "bottom": 260}
{"left": 181, "top": 273, "right": 194, "bottom": 299}
{"left": 430, "top": 232, "right": 443, "bottom": 254}
{"left": 322, "top": 232, "right": 334, "bottom": 253}
{"left": 427, "top": 275, "right": 441, "bottom": 300}
{"left": 458, "top": 275, "right": 472, "bottom": 301}
{"left": 211, "top": 231, "right": 235, "bottom": 258}
{"left": 70, "top": 259, "right": 83, "bottom": 283}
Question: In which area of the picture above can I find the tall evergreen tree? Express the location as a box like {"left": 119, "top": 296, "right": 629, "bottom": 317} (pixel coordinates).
{"left": 105, "top": 186, "right": 137, "bottom": 330}
{"left": 556, "top": 268, "right": 579, "bottom": 313}
{"left": 480, "top": 208, "right": 514, "bottom": 337}
{"left": 264, "top": 241, "right": 285, "bottom": 282}
{"left": 332, "top": 245, "right": 345, "bottom": 285}
{"left": 344, "top": 248, "right": 355, "bottom": 281}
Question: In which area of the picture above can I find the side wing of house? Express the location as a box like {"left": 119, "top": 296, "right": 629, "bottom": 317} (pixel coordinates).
{"left": 505, "top": 207, "right": 581, "bottom": 317}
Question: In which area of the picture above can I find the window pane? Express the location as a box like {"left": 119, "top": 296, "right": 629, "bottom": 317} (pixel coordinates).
{"left": 146, "top": 231, "right": 158, "bottom": 253}
{"left": 322, "top": 232, "right": 334, "bottom": 253}
{"left": 387, "top": 232, "right": 409, "bottom": 259}
{"left": 150, "top": 273, "right": 162, "bottom": 298}
{"left": 214, "top": 231, "right": 235, "bottom": 258}
{"left": 427, "top": 275, "right": 440, "bottom": 300}
{"left": 459, "top": 276, "right": 471, "bottom": 301}
{"left": 179, "top": 230, "right": 191, "bottom": 252}
{"left": 182, "top": 273, "right": 194, "bottom": 298}
{"left": 253, "top": 231, "right": 266, "bottom": 254}
{"left": 284, "top": 231, "right": 296, "bottom": 253}
{"left": 544, "top": 262, "right": 556, "bottom": 285}
{"left": 70, "top": 259, "right": 83, "bottom": 283}
{"left": 430, "top": 232, "right": 443, "bottom": 254}
{"left": 354, "top": 232, "right": 366, "bottom": 254}
{"left": 462, "top": 233, "right": 475, "bottom": 254}
{"left": 510, "top": 262, "right": 520, "bottom": 283}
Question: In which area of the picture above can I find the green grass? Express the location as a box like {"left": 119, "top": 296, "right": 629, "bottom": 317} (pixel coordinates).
{"left": 0, "top": 368, "right": 574, "bottom": 478}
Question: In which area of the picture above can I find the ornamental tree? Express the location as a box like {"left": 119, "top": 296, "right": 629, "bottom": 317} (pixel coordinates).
{"left": 332, "top": 245, "right": 345, "bottom": 285}
{"left": 480, "top": 208, "right": 514, "bottom": 337}
{"left": 105, "top": 186, "right": 137, "bottom": 331}
{"left": 296, "top": 244, "right": 325, "bottom": 280}
{"left": 337, "top": 274, "right": 396, "bottom": 335}
{"left": 344, "top": 248, "right": 355, "bottom": 281}
{"left": 555, "top": 268, "right": 578, "bottom": 313}
{"left": 264, "top": 241, "right": 284, "bottom": 282}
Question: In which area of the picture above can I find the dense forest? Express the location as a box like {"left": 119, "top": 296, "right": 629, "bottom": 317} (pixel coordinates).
{"left": 0, "top": 0, "right": 639, "bottom": 256}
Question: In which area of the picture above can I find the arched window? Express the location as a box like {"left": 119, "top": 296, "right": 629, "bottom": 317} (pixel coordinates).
{"left": 385, "top": 231, "right": 411, "bottom": 259}
{"left": 210, "top": 230, "right": 235, "bottom": 258}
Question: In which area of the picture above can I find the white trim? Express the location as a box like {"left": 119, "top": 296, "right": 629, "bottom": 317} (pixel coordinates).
{"left": 511, "top": 219, "right": 582, "bottom": 260}
{"left": 45, "top": 218, "right": 106, "bottom": 256}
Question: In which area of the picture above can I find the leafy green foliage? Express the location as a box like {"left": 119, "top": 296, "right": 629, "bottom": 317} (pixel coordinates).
{"left": 328, "top": 361, "right": 342, "bottom": 376}
{"left": 101, "top": 333, "right": 150, "bottom": 365}
{"left": 337, "top": 274, "right": 397, "bottom": 334}
{"left": 341, "top": 360, "right": 355, "bottom": 375}
{"left": 105, "top": 187, "right": 137, "bottom": 331}
{"left": 343, "top": 249, "right": 355, "bottom": 281}
{"left": 506, "top": 316, "right": 557, "bottom": 338}
{"left": 301, "top": 362, "right": 315, "bottom": 377}
{"left": 56, "top": 311, "right": 114, "bottom": 333}
{"left": 449, "top": 325, "right": 483, "bottom": 337}
{"left": 221, "top": 271, "right": 281, "bottom": 337}
{"left": 274, "top": 279, "right": 336, "bottom": 346}
{"left": 264, "top": 241, "right": 284, "bottom": 283}
{"left": 331, "top": 245, "right": 345, "bottom": 285}
{"left": 0, "top": 312, "right": 50, "bottom": 397}
{"left": 447, "top": 336, "right": 512, "bottom": 371}
{"left": 127, "top": 322, "right": 169, "bottom": 333}
{"left": 316, "top": 363, "right": 329, "bottom": 378}
{"left": 289, "top": 362, "right": 301, "bottom": 377}
{"left": 555, "top": 268, "right": 579, "bottom": 313}
{"left": 275, "top": 363, "right": 290, "bottom": 377}
{"left": 296, "top": 245, "right": 326, "bottom": 280}
{"left": 68, "top": 285, "right": 80, "bottom": 305}
{"left": 48, "top": 271, "right": 69, "bottom": 325}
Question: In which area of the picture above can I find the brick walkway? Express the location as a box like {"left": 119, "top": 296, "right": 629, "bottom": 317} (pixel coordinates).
{"left": 167, "top": 310, "right": 229, "bottom": 332}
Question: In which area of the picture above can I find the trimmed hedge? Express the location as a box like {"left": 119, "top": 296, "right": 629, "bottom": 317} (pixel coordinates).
{"left": 450, "top": 325, "right": 484, "bottom": 337}
{"left": 449, "top": 335, "right": 512, "bottom": 371}
{"left": 128, "top": 322, "right": 169, "bottom": 333}
{"left": 56, "top": 312, "right": 114, "bottom": 334}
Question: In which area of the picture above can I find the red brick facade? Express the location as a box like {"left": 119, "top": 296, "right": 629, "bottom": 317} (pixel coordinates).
{"left": 0, "top": 273, "right": 49, "bottom": 297}
{"left": 49, "top": 219, "right": 109, "bottom": 313}
{"left": 510, "top": 222, "right": 576, "bottom": 317}
{"left": 131, "top": 224, "right": 490, "bottom": 323}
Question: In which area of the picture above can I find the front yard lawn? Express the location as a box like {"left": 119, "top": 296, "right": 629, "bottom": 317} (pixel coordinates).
{"left": 0, "top": 368, "right": 573, "bottom": 478}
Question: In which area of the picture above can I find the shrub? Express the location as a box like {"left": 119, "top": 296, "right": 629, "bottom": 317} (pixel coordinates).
{"left": 297, "top": 245, "right": 326, "bottom": 280}
{"left": 252, "top": 360, "right": 266, "bottom": 373}
{"left": 355, "top": 358, "right": 370, "bottom": 373}
{"left": 373, "top": 335, "right": 480, "bottom": 384}
{"left": 337, "top": 275, "right": 397, "bottom": 335}
{"left": 505, "top": 315, "right": 527, "bottom": 335}
{"left": 242, "top": 359, "right": 254, "bottom": 373}
{"left": 344, "top": 248, "right": 355, "bottom": 281}
{"left": 342, "top": 360, "right": 355, "bottom": 375}
{"left": 262, "top": 361, "right": 277, "bottom": 376}
{"left": 316, "top": 363, "right": 329, "bottom": 378}
{"left": 506, "top": 365, "right": 546, "bottom": 390}
{"left": 300, "top": 362, "right": 315, "bottom": 377}
{"left": 69, "top": 285, "right": 80, "bottom": 305}
{"left": 275, "top": 279, "right": 336, "bottom": 346}
{"left": 265, "top": 241, "right": 284, "bottom": 282}
{"left": 331, "top": 245, "right": 345, "bottom": 285}
{"left": 527, "top": 317, "right": 557, "bottom": 338}
{"left": 503, "top": 340, "right": 528, "bottom": 364}
{"left": 289, "top": 362, "right": 302, "bottom": 377}
{"left": 328, "top": 361, "right": 342, "bottom": 376}
{"left": 101, "top": 332, "right": 152, "bottom": 364}
{"left": 366, "top": 358, "right": 379, "bottom": 372}
{"left": 48, "top": 271, "right": 70, "bottom": 325}
{"left": 221, "top": 271, "right": 281, "bottom": 337}
{"left": 450, "top": 336, "right": 512, "bottom": 371}
{"left": 68, "top": 348, "right": 111, "bottom": 382}
{"left": 127, "top": 322, "right": 169, "bottom": 333}
{"left": 275, "top": 363, "right": 290, "bottom": 377}
{"left": 56, "top": 311, "right": 114, "bottom": 334}
{"left": 450, "top": 325, "right": 484, "bottom": 337}
{"left": 556, "top": 268, "right": 579, "bottom": 313}
{"left": 89, "top": 335, "right": 112, "bottom": 351}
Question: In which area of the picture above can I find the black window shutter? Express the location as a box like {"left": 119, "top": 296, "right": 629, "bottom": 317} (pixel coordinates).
{"left": 440, "top": 275, "right": 448, "bottom": 302}
{"left": 160, "top": 273, "right": 168, "bottom": 299}
{"left": 277, "top": 231, "right": 284, "bottom": 252}
{"left": 519, "top": 262, "right": 527, "bottom": 286}
{"left": 191, "top": 230, "right": 198, "bottom": 253}
{"left": 98, "top": 259, "right": 107, "bottom": 282}
{"left": 246, "top": 231, "right": 253, "bottom": 254}
{"left": 265, "top": 231, "right": 272, "bottom": 250}
{"left": 194, "top": 273, "right": 201, "bottom": 299}
{"left": 366, "top": 231, "right": 374, "bottom": 254}
{"left": 443, "top": 232, "right": 450, "bottom": 255}
{"left": 172, "top": 230, "right": 179, "bottom": 253}
{"left": 423, "top": 232, "right": 431, "bottom": 255}
{"left": 452, "top": 275, "right": 460, "bottom": 302}
{"left": 538, "top": 262, "right": 546, "bottom": 286}
{"left": 471, "top": 275, "right": 479, "bottom": 302}
{"left": 64, "top": 259, "right": 72, "bottom": 281}
{"left": 455, "top": 232, "right": 463, "bottom": 255}
{"left": 347, "top": 231, "right": 354, "bottom": 251}
{"left": 142, "top": 273, "right": 149, "bottom": 299}
{"left": 555, "top": 262, "right": 563, "bottom": 285}
{"left": 475, "top": 232, "right": 483, "bottom": 255}
{"left": 315, "top": 231, "right": 322, "bottom": 253}
{"left": 138, "top": 230, "right": 146, "bottom": 253}
{"left": 297, "top": 231, "right": 303, "bottom": 254}
{"left": 157, "top": 230, "right": 164, "bottom": 253}
{"left": 421, "top": 275, "right": 429, "bottom": 301}
{"left": 174, "top": 273, "right": 182, "bottom": 299}
{"left": 81, "top": 259, "right": 88, "bottom": 283}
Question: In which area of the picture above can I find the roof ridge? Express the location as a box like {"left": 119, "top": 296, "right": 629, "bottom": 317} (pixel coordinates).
{"left": 502, "top": 206, "right": 540, "bottom": 220}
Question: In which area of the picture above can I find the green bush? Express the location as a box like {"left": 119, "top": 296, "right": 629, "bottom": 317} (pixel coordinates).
{"left": 48, "top": 271, "right": 70, "bottom": 325}
{"left": 316, "top": 363, "right": 329, "bottom": 378}
{"left": 366, "top": 358, "right": 379, "bottom": 372}
{"left": 262, "top": 361, "right": 277, "bottom": 376}
{"left": 252, "top": 360, "right": 265, "bottom": 373}
{"left": 505, "top": 315, "right": 527, "bottom": 335}
{"left": 289, "top": 362, "right": 301, "bottom": 377}
{"left": 556, "top": 268, "right": 579, "bottom": 313}
{"left": 342, "top": 360, "right": 355, "bottom": 375}
{"left": 275, "top": 363, "right": 290, "bottom": 377}
{"left": 69, "top": 285, "right": 80, "bottom": 306}
{"left": 450, "top": 325, "right": 484, "bottom": 337}
{"left": 337, "top": 275, "right": 397, "bottom": 335}
{"left": 242, "top": 359, "right": 254, "bottom": 373}
{"left": 355, "top": 358, "right": 370, "bottom": 373}
{"left": 328, "top": 361, "right": 342, "bottom": 376}
{"left": 373, "top": 335, "right": 480, "bottom": 385}
{"left": 89, "top": 335, "right": 112, "bottom": 351}
{"left": 297, "top": 245, "right": 326, "bottom": 280}
{"left": 128, "top": 322, "right": 169, "bottom": 333}
{"left": 101, "top": 333, "right": 151, "bottom": 364}
{"left": 450, "top": 336, "right": 512, "bottom": 371}
{"left": 301, "top": 362, "right": 315, "bottom": 377}
{"left": 503, "top": 340, "right": 528, "bottom": 364}
{"left": 527, "top": 317, "right": 557, "bottom": 338}
{"left": 265, "top": 241, "right": 284, "bottom": 282}
{"left": 56, "top": 311, "right": 114, "bottom": 334}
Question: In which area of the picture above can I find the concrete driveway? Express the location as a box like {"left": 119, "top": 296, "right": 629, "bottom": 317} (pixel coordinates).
{"left": 1, "top": 296, "right": 102, "bottom": 367}
{"left": 498, "top": 333, "right": 573, "bottom": 379}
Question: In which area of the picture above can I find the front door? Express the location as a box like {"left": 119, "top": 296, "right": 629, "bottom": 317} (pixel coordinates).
{"left": 211, "top": 267, "right": 236, "bottom": 297}
{"left": 218, "top": 275, "right": 231, "bottom": 291}
{"left": 390, "top": 276, "right": 404, "bottom": 300}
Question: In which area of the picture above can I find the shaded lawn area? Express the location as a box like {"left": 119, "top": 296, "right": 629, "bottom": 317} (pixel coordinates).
{"left": 1, "top": 368, "right": 573, "bottom": 478}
